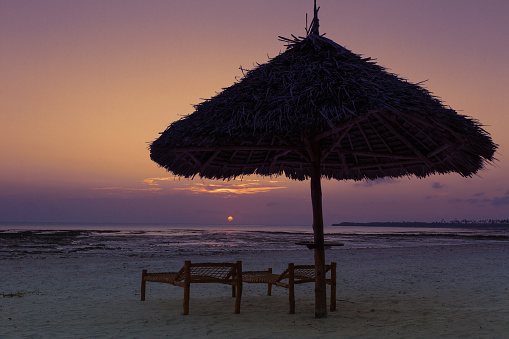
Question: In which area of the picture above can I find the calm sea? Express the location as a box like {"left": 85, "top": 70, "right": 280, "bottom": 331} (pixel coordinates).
{"left": 1, "top": 222, "right": 508, "bottom": 259}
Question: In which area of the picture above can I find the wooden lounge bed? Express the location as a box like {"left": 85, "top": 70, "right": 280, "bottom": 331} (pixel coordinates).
{"left": 141, "top": 261, "right": 242, "bottom": 315}
{"left": 242, "top": 262, "right": 337, "bottom": 314}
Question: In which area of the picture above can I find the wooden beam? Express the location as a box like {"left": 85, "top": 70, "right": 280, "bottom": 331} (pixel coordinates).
{"left": 172, "top": 145, "right": 303, "bottom": 153}
{"left": 426, "top": 143, "right": 450, "bottom": 158}
{"left": 340, "top": 149, "right": 421, "bottom": 160}
{"left": 271, "top": 150, "right": 291, "bottom": 168}
{"left": 340, "top": 153, "right": 349, "bottom": 177}
{"left": 208, "top": 160, "right": 310, "bottom": 169}
{"left": 349, "top": 159, "right": 424, "bottom": 171}
{"left": 347, "top": 134, "right": 360, "bottom": 165}
{"left": 185, "top": 152, "right": 201, "bottom": 167}
{"left": 366, "top": 117, "right": 393, "bottom": 153}
{"left": 372, "top": 112, "right": 433, "bottom": 166}
{"left": 320, "top": 124, "right": 354, "bottom": 162}
{"left": 304, "top": 135, "right": 317, "bottom": 163}
{"left": 199, "top": 150, "right": 220, "bottom": 173}
{"left": 279, "top": 135, "right": 310, "bottom": 163}
{"left": 401, "top": 112, "right": 469, "bottom": 142}
{"left": 356, "top": 122, "right": 373, "bottom": 152}
{"left": 312, "top": 113, "right": 370, "bottom": 141}
{"left": 309, "top": 138, "right": 327, "bottom": 319}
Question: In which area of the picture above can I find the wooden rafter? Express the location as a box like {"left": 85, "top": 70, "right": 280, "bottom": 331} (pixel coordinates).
{"left": 402, "top": 112, "right": 470, "bottom": 143}
{"left": 185, "top": 152, "right": 201, "bottom": 167}
{"left": 340, "top": 153, "right": 349, "bottom": 176}
{"left": 372, "top": 112, "right": 432, "bottom": 166}
{"left": 350, "top": 159, "right": 424, "bottom": 171}
{"left": 271, "top": 150, "right": 291, "bottom": 167}
{"left": 346, "top": 134, "right": 359, "bottom": 165}
{"left": 320, "top": 123, "right": 354, "bottom": 162}
{"left": 199, "top": 150, "right": 220, "bottom": 172}
{"left": 172, "top": 145, "right": 303, "bottom": 153}
{"left": 313, "top": 113, "right": 369, "bottom": 141}
{"left": 304, "top": 134, "right": 316, "bottom": 163}
{"left": 366, "top": 117, "right": 392, "bottom": 153}
{"left": 340, "top": 149, "right": 420, "bottom": 160}
{"left": 397, "top": 118, "right": 440, "bottom": 154}
{"left": 427, "top": 144, "right": 450, "bottom": 158}
{"left": 356, "top": 122, "right": 373, "bottom": 152}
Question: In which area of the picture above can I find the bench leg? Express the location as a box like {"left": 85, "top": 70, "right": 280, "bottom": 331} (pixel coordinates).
{"left": 267, "top": 268, "right": 272, "bottom": 296}
{"left": 330, "top": 262, "right": 337, "bottom": 312}
{"left": 289, "top": 285, "right": 295, "bottom": 314}
{"left": 288, "top": 263, "right": 295, "bottom": 314}
{"left": 235, "top": 261, "right": 242, "bottom": 314}
{"left": 183, "top": 283, "right": 190, "bottom": 315}
{"left": 183, "top": 260, "right": 191, "bottom": 315}
{"left": 141, "top": 270, "right": 147, "bottom": 301}
{"left": 235, "top": 285, "right": 242, "bottom": 314}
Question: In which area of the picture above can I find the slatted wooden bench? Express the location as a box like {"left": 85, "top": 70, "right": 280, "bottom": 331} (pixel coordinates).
{"left": 242, "top": 262, "right": 336, "bottom": 314}
{"left": 141, "top": 261, "right": 242, "bottom": 315}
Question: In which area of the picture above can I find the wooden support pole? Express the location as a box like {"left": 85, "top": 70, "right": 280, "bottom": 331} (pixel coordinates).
{"left": 310, "top": 140, "right": 328, "bottom": 319}
{"left": 267, "top": 268, "right": 273, "bottom": 296}
{"left": 330, "top": 262, "right": 337, "bottom": 312}
{"left": 183, "top": 260, "right": 191, "bottom": 315}
{"left": 288, "top": 263, "right": 295, "bottom": 314}
{"left": 235, "top": 261, "right": 242, "bottom": 314}
{"left": 141, "top": 270, "right": 147, "bottom": 301}
{"left": 232, "top": 262, "right": 238, "bottom": 298}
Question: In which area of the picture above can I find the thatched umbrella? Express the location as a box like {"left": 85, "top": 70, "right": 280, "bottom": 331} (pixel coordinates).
{"left": 150, "top": 2, "right": 496, "bottom": 318}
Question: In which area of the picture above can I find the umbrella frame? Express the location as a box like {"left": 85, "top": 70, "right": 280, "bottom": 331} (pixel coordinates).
{"left": 309, "top": 136, "right": 328, "bottom": 318}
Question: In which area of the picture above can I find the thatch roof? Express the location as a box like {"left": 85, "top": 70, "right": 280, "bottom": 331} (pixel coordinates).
{"left": 150, "top": 27, "right": 496, "bottom": 182}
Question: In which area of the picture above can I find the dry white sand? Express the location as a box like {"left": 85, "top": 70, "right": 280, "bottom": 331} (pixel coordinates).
{"left": 1, "top": 243, "right": 508, "bottom": 338}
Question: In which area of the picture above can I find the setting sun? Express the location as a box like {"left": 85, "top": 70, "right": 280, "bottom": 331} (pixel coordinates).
{"left": 227, "top": 216, "right": 233, "bottom": 222}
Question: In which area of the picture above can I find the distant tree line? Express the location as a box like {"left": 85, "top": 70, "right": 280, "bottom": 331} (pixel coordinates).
{"left": 332, "top": 219, "right": 509, "bottom": 227}
{"left": 447, "top": 219, "right": 509, "bottom": 225}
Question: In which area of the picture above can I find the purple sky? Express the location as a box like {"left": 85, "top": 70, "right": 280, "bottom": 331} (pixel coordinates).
{"left": 1, "top": 0, "right": 508, "bottom": 225}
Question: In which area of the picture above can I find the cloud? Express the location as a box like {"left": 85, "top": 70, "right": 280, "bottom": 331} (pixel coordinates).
{"left": 449, "top": 198, "right": 492, "bottom": 205}
{"left": 354, "top": 178, "right": 399, "bottom": 188}
{"left": 432, "top": 182, "right": 445, "bottom": 189}
{"left": 424, "top": 192, "right": 448, "bottom": 199}
{"left": 448, "top": 189, "right": 509, "bottom": 207}
{"left": 93, "top": 187, "right": 162, "bottom": 194}
{"left": 142, "top": 177, "right": 179, "bottom": 186}
{"left": 492, "top": 196, "right": 509, "bottom": 206}
{"left": 174, "top": 182, "right": 286, "bottom": 195}
{"left": 92, "top": 177, "right": 180, "bottom": 196}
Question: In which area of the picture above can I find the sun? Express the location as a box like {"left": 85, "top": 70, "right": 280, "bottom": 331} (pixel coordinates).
{"left": 227, "top": 216, "right": 233, "bottom": 222}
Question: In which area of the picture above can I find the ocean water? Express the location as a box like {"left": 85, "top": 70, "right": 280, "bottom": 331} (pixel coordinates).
{"left": 1, "top": 222, "right": 508, "bottom": 259}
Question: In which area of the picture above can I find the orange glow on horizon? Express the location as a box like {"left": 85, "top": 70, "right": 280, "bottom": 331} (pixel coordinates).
{"left": 174, "top": 183, "right": 286, "bottom": 195}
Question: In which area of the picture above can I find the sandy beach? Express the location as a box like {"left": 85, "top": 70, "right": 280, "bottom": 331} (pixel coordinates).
{"left": 1, "top": 243, "right": 508, "bottom": 338}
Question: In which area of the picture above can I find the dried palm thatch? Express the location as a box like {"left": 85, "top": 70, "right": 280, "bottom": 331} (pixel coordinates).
{"left": 150, "top": 29, "right": 495, "bottom": 182}
{"left": 149, "top": 1, "right": 496, "bottom": 318}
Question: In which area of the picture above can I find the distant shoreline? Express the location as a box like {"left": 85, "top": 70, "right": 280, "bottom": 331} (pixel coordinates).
{"left": 332, "top": 221, "right": 509, "bottom": 228}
